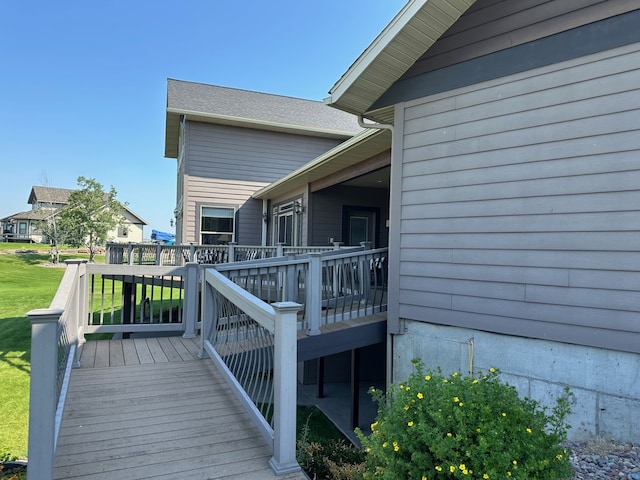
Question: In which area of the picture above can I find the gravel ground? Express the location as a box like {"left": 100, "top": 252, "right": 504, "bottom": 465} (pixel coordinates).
{"left": 566, "top": 439, "right": 640, "bottom": 479}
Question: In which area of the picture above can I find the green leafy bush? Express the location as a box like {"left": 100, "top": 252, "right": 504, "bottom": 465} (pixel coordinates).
{"left": 357, "top": 360, "right": 573, "bottom": 479}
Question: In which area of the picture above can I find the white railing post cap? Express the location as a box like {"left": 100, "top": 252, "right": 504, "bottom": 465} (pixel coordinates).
{"left": 27, "top": 308, "right": 64, "bottom": 323}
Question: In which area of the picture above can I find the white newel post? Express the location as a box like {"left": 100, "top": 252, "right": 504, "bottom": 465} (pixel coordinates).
{"left": 270, "top": 301, "right": 302, "bottom": 475}
{"left": 27, "top": 308, "right": 63, "bottom": 480}
{"left": 182, "top": 262, "right": 199, "bottom": 339}
{"left": 306, "top": 253, "right": 322, "bottom": 335}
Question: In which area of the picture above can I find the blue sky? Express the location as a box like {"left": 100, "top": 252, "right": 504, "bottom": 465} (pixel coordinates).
{"left": 0, "top": 1, "right": 406, "bottom": 235}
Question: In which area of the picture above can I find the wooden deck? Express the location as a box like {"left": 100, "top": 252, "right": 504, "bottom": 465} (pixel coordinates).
{"left": 54, "top": 336, "right": 307, "bottom": 480}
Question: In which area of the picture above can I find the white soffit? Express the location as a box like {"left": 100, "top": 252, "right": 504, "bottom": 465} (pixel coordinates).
{"left": 325, "top": 0, "right": 475, "bottom": 116}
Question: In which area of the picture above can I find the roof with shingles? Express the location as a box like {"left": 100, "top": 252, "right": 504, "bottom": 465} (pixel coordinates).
{"left": 28, "top": 186, "right": 74, "bottom": 205}
{"left": 165, "top": 79, "right": 362, "bottom": 158}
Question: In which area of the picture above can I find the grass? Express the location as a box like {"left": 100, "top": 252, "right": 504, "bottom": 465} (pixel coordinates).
{"left": 0, "top": 244, "right": 93, "bottom": 459}
{"left": 0, "top": 244, "right": 349, "bottom": 476}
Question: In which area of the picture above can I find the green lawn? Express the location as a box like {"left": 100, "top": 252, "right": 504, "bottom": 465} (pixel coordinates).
{"left": 0, "top": 245, "right": 348, "bottom": 470}
{"left": 0, "top": 245, "right": 93, "bottom": 459}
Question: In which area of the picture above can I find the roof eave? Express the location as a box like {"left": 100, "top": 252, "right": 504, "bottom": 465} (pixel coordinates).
{"left": 253, "top": 128, "right": 391, "bottom": 200}
{"left": 326, "top": 0, "right": 476, "bottom": 116}
{"left": 164, "top": 108, "right": 357, "bottom": 160}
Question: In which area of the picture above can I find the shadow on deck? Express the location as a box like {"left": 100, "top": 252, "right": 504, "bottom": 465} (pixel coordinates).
{"left": 55, "top": 314, "right": 387, "bottom": 479}
{"left": 55, "top": 336, "right": 306, "bottom": 480}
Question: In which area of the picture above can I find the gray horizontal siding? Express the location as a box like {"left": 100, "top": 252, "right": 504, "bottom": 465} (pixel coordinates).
{"left": 403, "top": 0, "right": 640, "bottom": 78}
{"left": 186, "top": 122, "right": 342, "bottom": 183}
{"left": 396, "top": 42, "right": 640, "bottom": 353}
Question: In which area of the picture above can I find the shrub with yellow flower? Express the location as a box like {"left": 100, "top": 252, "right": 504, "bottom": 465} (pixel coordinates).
{"left": 356, "top": 360, "right": 573, "bottom": 479}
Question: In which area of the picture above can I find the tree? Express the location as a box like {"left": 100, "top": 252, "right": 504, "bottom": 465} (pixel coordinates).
{"left": 57, "top": 177, "right": 127, "bottom": 263}
{"left": 34, "top": 175, "right": 63, "bottom": 264}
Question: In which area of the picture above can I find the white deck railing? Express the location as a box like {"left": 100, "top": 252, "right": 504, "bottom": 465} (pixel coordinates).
{"left": 201, "top": 268, "right": 301, "bottom": 475}
{"left": 105, "top": 241, "right": 347, "bottom": 266}
{"left": 27, "top": 260, "right": 85, "bottom": 480}
{"left": 26, "top": 245, "right": 388, "bottom": 479}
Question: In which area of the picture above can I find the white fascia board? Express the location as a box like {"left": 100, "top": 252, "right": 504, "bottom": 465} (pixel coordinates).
{"left": 253, "top": 128, "right": 385, "bottom": 198}
{"left": 326, "top": 0, "right": 428, "bottom": 106}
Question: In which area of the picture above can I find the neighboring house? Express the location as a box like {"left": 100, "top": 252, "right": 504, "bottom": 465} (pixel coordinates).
{"left": 164, "top": 79, "right": 362, "bottom": 246}
{"left": 316, "top": 0, "right": 640, "bottom": 443}
{"left": 0, "top": 186, "right": 147, "bottom": 243}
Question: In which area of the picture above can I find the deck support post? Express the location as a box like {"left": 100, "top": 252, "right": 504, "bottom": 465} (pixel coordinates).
{"left": 270, "top": 301, "right": 302, "bottom": 475}
{"left": 306, "top": 253, "right": 322, "bottom": 335}
{"left": 351, "top": 347, "right": 361, "bottom": 430}
{"left": 182, "top": 262, "right": 199, "bottom": 339}
{"left": 27, "top": 308, "right": 64, "bottom": 480}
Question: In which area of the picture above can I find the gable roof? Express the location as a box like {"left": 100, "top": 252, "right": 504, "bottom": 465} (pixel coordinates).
{"left": 25, "top": 186, "right": 148, "bottom": 225}
{"left": 165, "top": 79, "right": 363, "bottom": 158}
{"left": 28, "top": 186, "right": 74, "bottom": 205}
{"left": 325, "top": 0, "right": 475, "bottom": 121}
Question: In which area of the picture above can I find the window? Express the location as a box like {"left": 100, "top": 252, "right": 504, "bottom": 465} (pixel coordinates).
{"left": 201, "top": 206, "right": 234, "bottom": 245}
{"left": 18, "top": 222, "right": 27, "bottom": 235}
{"left": 118, "top": 226, "right": 129, "bottom": 238}
{"left": 272, "top": 199, "right": 302, "bottom": 246}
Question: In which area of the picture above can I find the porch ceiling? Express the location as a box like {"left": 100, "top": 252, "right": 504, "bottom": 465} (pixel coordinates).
{"left": 253, "top": 128, "right": 392, "bottom": 200}
{"left": 325, "top": 0, "right": 475, "bottom": 122}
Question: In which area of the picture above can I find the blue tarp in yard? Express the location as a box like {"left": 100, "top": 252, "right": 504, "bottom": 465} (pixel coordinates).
{"left": 151, "top": 230, "right": 175, "bottom": 244}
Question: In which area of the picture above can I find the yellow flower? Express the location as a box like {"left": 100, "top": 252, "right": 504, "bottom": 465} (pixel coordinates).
{"left": 422, "top": 477, "right": 427, "bottom": 480}
{"left": 447, "top": 432, "right": 452, "bottom": 437}
{"left": 489, "top": 368, "right": 496, "bottom": 373}
{"left": 382, "top": 442, "right": 388, "bottom": 448}
{"left": 450, "top": 465, "right": 456, "bottom": 473}
{"left": 408, "top": 421, "right": 414, "bottom": 427}
{"left": 371, "top": 422, "right": 378, "bottom": 431}
{"left": 425, "top": 375, "right": 431, "bottom": 381}
{"left": 417, "top": 392, "right": 424, "bottom": 399}
{"left": 507, "top": 472, "right": 512, "bottom": 476}
{"left": 435, "top": 466, "right": 442, "bottom": 472}
{"left": 459, "top": 402, "right": 464, "bottom": 407}
{"left": 452, "top": 372, "right": 459, "bottom": 377}
{"left": 512, "top": 460, "right": 517, "bottom": 465}
{"left": 476, "top": 428, "right": 481, "bottom": 433}
{"left": 404, "top": 405, "right": 410, "bottom": 411}
{"left": 454, "top": 397, "right": 460, "bottom": 402}
{"left": 526, "top": 428, "right": 532, "bottom": 433}
{"left": 472, "top": 379, "right": 479, "bottom": 384}
{"left": 393, "top": 441, "right": 399, "bottom": 452}
{"left": 483, "top": 474, "right": 489, "bottom": 479}
{"left": 502, "top": 413, "right": 507, "bottom": 417}
{"left": 556, "top": 454, "right": 563, "bottom": 460}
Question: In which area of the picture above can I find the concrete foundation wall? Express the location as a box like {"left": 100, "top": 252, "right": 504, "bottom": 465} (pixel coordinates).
{"left": 392, "top": 320, "right": 640, "bottom": 443}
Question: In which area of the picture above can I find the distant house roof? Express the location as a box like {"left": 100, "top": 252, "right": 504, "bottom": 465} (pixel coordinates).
{"left": 325, "top": 0, "right": 475, "bottom": 122}
{"left": 28, "top": 186, "right": 74, "bottom": 205}
{"left": 1, "top": 210, "right": 48, "bottom": 222}
{"left": 164, "top": 78, "right": 363, "bottom": 158}
{"left": 23, "top": 185, "right": 148, "bottom": 225}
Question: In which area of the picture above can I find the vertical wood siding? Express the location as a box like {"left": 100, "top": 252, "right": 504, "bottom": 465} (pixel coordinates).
{"left": 397, "top": 42, "right": 640, "bottom": 353}
{"left": 403, "top": 0, "right": 640, "bottom": 79}
{"left": 182, "top": 122, "right": 343, "bottom": 244}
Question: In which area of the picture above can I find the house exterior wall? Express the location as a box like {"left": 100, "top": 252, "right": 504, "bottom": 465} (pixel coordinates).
{"left": 180, "top": 121, "right": 344, "bottom": 244}
{"left": 388, "top": 40, "right": 640, "bottom": 442}
{"left": 403, "top": 0, "right": 640, "bottom": 79}
{"left": 310, "top": 185, "right": 390, "bottom": 248}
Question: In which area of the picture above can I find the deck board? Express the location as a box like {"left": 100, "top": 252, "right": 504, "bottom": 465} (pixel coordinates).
{"left": 55, "top": 336, "right": 306, "bottom": 480}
